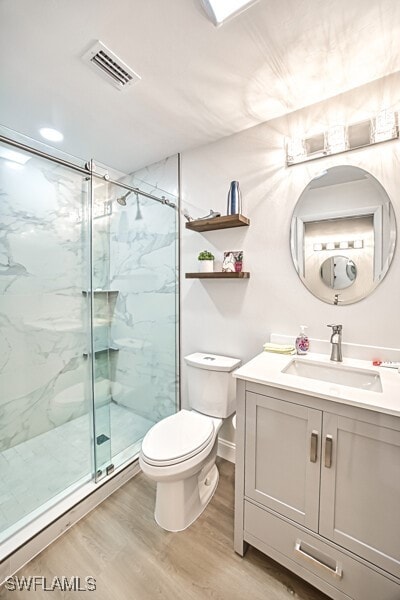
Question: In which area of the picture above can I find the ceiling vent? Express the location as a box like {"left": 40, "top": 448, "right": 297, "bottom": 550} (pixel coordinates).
{"left": 83, "top": 41, "right": 141, "bottom": 91}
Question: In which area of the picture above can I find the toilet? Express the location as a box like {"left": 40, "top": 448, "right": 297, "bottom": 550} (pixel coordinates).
{"left": 139, "top": 352, "right": 241, "bottom": 532}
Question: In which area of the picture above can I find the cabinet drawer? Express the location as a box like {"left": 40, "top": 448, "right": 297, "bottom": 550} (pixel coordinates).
{"left": 244, "top": 501, "right": 400, "bottom": 600}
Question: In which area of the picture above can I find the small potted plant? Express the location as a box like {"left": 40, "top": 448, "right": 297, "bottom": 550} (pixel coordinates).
{"left": 198, "top": 250, "right": 215, "bottom": 273}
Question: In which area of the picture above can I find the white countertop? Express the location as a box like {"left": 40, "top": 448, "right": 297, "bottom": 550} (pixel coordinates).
{"left": 234, "top": 351, "right": 400, "bottom": 417}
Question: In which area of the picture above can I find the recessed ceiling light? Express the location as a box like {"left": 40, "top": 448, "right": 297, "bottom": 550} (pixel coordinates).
{"left": 39, "top": 127, "right": 64, "bottom": 142}
{"left": 0, "top": 147, "right": 31, "bottom": 165}
{"left": 201, "top": 0, "right": 258, "bottom": 26}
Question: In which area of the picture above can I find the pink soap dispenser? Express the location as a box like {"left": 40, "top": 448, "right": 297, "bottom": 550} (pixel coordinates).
{"left": 295, "top": 325, "right": 309, "bottom": 355}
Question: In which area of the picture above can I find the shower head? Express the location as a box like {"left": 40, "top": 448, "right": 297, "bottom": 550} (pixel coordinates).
{"left": 115, "top": 189, "right": 183, "bottom": 222}
{"left": 116, "top": 191, "right": 132, "bottom": 206}
{"left": 135, "top": 192, "right": 142, "bottom": 220}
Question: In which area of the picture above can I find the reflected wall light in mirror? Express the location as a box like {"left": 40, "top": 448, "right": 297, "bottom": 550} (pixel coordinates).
{"left": 290, "top": 165, "right": 397, "bottom": 305}
{"left": 286, "top": 109, "right": 399, "bottom": 166}
{"left": 313, "top": 240, "right": 364, "bottom": 251}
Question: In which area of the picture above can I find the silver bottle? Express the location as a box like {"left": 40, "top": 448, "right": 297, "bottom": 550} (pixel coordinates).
{"left": 227, "top": 181, "right": 242, "bottom": 215}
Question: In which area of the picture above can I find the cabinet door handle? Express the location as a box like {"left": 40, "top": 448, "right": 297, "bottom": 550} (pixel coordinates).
{"left": 310, "top": 431, "right": 318, "bottom": 463}
{"left": 325, "top": 435, "right": 333, "bottom": 468}
{"left": 294, "top": 539, "right": 343, "bottom": 579}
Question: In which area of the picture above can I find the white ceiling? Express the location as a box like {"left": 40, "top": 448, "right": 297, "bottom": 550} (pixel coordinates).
{"left": 1, "top": 0, "right": 399, "bottom": 173}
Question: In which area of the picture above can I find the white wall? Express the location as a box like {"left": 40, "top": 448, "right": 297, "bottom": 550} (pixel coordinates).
{"left": 181, "top": 72, "right": 400, "bottom": 443}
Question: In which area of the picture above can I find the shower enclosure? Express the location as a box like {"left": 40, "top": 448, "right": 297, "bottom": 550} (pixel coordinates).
{"left": 0, "top": 132, "right": 179, "bottom": 549}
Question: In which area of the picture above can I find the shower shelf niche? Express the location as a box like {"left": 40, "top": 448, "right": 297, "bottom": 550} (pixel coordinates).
{"left": 81, "top": 290, "right": 119, "bottom": 296}
{"left": 83, "top": 347, "right": 119, "bottom": 358}
{"left": 82, "top": 289, "right": 120, "bottom": 358}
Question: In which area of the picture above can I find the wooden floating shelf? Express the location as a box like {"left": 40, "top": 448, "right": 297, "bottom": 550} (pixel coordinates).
{"left": 185, "top": 214, "right": 250, "bottom": 232}
{"left": 185, "top": 272, "right": 250, "bottom": 279}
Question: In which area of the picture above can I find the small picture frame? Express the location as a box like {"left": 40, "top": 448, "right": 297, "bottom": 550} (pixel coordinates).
{"left": 222, "top": 250, "right": 243, "bottom": 273}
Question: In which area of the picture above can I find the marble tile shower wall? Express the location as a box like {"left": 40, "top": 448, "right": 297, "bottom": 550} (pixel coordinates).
{"left": 0, "top": 157, "right": 92, "bottom": 451}
{"left": 0, "top": 151, "right": 179, "bottom": 453}
{"left": 109, "top": 155, "right": 179, "bottom": 423}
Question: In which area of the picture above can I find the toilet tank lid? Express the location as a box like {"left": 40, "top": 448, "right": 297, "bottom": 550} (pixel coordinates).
{"left": 184, "top": 352, "right": 241, "bottom": 372}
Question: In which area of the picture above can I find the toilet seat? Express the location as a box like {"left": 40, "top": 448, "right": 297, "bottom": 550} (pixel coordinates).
{"left": 141, "top": 410, "right": 215, "bottom": 467}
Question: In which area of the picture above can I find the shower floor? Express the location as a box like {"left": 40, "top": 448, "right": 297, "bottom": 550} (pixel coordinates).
{"left": 0, "top": 404, "right": 154, "bottom": 544}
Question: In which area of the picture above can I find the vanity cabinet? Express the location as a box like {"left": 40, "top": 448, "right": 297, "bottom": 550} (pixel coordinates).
{"left": 245, "top": 392, "right": 322, "bottom": 532}
{"left": 319, "top": 412, "right": 400, "bottom": 579}
{"left": 235, "top": 380, "right": 400, "bottom": 600}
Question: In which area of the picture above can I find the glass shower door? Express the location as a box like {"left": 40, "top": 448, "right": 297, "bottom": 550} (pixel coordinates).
{"left": 91, "top": 176, "right": 179, "bottom": 473}
{"left": 0, "top": 139, "right": 94, "bottom": 542}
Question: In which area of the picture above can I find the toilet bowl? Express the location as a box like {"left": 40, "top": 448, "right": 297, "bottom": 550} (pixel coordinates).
{"left": 139, "top": 352, "right": 241, "bottom": 532}
{"left": 140, "top": 409, "right": 222, "bottom": 531}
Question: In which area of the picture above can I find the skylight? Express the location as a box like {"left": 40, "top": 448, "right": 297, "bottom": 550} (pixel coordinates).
{"left": 201, "top": 0, "right": 258, "bottom": 26}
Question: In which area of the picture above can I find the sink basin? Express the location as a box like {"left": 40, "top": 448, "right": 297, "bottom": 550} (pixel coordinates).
{"left": 282, "top": 359, "right": 382, "bottom": 392}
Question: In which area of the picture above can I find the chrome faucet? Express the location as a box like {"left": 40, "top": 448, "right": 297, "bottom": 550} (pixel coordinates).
{"left": 327, "top": 324, "right": 343, "bottom": 362}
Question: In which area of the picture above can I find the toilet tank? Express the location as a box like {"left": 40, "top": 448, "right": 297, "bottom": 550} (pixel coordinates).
{"left": 184, "top": 353, "right": 241, "bottom": 418}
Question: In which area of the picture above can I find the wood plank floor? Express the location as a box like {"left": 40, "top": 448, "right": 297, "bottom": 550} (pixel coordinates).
{"left": 0, "top": 459, "right": 330, "bottom": 599}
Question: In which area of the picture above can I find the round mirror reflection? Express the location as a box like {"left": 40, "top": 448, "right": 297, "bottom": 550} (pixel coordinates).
{"left": 290, "top": 165, "right": 397, "bottom": 305}
{"left": 320, "top": 256, "right": 357, "bottom": 290}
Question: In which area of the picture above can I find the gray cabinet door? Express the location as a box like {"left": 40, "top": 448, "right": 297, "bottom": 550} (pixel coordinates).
{"left": 319, "top": 412, "right": 400, "bottom": 579}
{"left": 245, "top": 392, "right": 322, "bottom": 532}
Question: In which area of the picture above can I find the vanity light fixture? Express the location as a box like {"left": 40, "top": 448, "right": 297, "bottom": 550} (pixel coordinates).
{"left": 371, "top": 108, "right": 397, "bottom": 143}
{"left": 325, "top": 125, "right": 348, "bottom": 154}
{"left": 286, "top": 110, "right": 399, "bottom": 166}
{"left": 200, "top": 0, "right": 258, "bottom": 26}
{"left": 313, "top": 240, "right": 364, "bottom": 252}
{"left": 286, "top": 137, "right": 307, "bottom": 164}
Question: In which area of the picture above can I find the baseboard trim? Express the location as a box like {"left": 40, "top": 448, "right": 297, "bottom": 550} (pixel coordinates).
{"left": 217, "top": 438, "right": 236, "bottom": 463}
{"left": 0, "top": 460, "right": 140, "bottom": 584}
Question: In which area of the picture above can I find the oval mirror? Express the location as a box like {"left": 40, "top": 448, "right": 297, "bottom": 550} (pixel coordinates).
{"left": 290, "top": 165, "right": 397, "bottom": 305}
